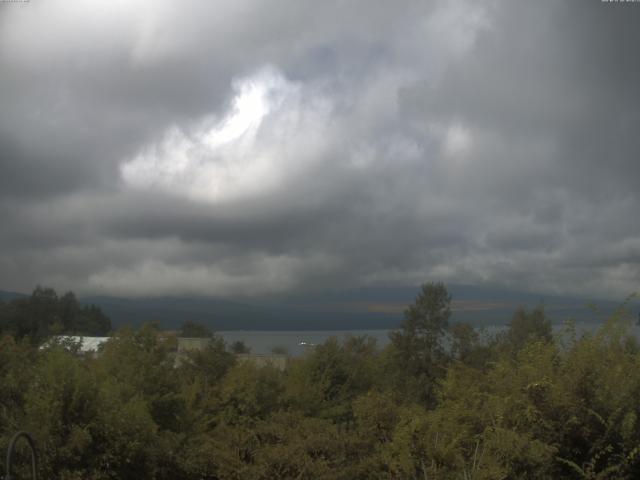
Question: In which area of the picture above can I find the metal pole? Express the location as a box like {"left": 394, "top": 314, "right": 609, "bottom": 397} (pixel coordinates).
{"left": 4, "top": 431, "right": 37, "bottom": 480}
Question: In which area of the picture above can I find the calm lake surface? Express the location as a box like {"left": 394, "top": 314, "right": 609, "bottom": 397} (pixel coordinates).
{"left": 218, "top": 329, "right": 391, "bottom": 356}
{"left": 217, "top": 321, "right": 640, "bottom": 356}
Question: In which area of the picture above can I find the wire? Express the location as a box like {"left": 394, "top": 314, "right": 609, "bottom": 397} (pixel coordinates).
{"left": 4, "top": 431, "right": 37, "bottom": 480}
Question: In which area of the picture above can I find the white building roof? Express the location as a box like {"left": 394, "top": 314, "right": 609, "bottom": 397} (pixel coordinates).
{"left": 42, "top": 335, "right": 110, "bottom": 353}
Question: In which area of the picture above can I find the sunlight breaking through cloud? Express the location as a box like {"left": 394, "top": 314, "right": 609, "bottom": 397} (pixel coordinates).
{"left": 120, "top": 66, "right": 332, "bottom": 203}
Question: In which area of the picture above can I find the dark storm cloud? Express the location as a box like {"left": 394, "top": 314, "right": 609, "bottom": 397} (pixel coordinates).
{"left": 0, "top": 0, "right": 638, "bottom": 297}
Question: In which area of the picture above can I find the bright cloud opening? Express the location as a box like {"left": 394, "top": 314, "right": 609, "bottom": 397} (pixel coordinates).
{"left": 444, "top": 123, "right": 473, "bottom": 157}
{"left": 120, "top": 65, "right": 331, "bottom": 203}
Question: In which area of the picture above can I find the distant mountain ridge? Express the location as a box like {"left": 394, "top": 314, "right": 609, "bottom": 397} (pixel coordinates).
{"left": 0, "top": 290, "right": 28, "bottom": 302}
{"left": 0, "top": 285, "right": 629, "bottom": 331}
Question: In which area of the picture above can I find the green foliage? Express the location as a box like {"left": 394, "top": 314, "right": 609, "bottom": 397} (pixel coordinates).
{"left": 285, "top": 336, "right": 380, "bottom": 422}
{"left": 449, "top": 322, "right": 492, "bottom": 369}
{"left": 179, "top": 320, "right": 213, "bottom": 338}
{"left": 389, "top": 281, "right": 451, "bottom": 406}
{"left": 3, "top": 285, "right": 640, "bottom": 479}
{"left": 0, "top": 287, "right": 111, "bottom": 343}
{"left": 220, "top": 363, "right": 285, "bottom": 425}
{"left": 230, "top": 340, "right": 251, "bottom": 354}
{"left": 270, "top": 345, "right": 289, "bottom": 355}
{"left": 499, "top": 305, "right": 552, "bottom": 354}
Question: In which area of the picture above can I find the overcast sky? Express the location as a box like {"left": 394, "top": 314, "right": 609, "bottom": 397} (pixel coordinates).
{"left": 1, "top": 0, "right": 639, "bottom": 299}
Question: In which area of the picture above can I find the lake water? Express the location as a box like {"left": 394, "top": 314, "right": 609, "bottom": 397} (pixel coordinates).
{"left": 218, "top": 329, "right": 392, "bottom": 356}
{"left": 217, "top": 321, "right": 640, "bottom": 356}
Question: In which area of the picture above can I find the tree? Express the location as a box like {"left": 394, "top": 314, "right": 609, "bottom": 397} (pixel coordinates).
{"left": 389, "top": 282, "right": 452, "bottom": 406}
{"left": 0, "top": 300, "right": 9, "bottom": 335}
{"left": 58, "top": 291, "right": 80, "bottom": 332}
{"left": 500, "top": 306, "right": 552, "bottom": 353}
{"left": 230, "top": 340, "right": 251, "bottom": 354}
{"left": 449, "top": 322, "right": 491, "bottom": 369}
{"left": 179, "top": 321, "right": 213, "bottom": 338}
{"left": 219, "top": 362, "right": 285, "bottom": 426}
{"left": 270, "top": 345, "right": 289, "bottom": 355}
{"left": 285, "top": 336, "right": 380, "bottom": 423}
{"left": 0, "top": 287, "right": 111, "bottom": 342}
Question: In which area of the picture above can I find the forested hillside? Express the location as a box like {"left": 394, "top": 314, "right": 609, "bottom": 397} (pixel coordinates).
{"left": 0, "top": 287, "right": 111, "bottom": 342}
{"left": 1, "top": 283, "right": 639, "bottom": 479}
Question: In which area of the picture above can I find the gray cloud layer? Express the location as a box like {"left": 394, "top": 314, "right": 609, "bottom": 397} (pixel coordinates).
{"left": 1, "top": 0, "right": 639, "bottom": 298}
